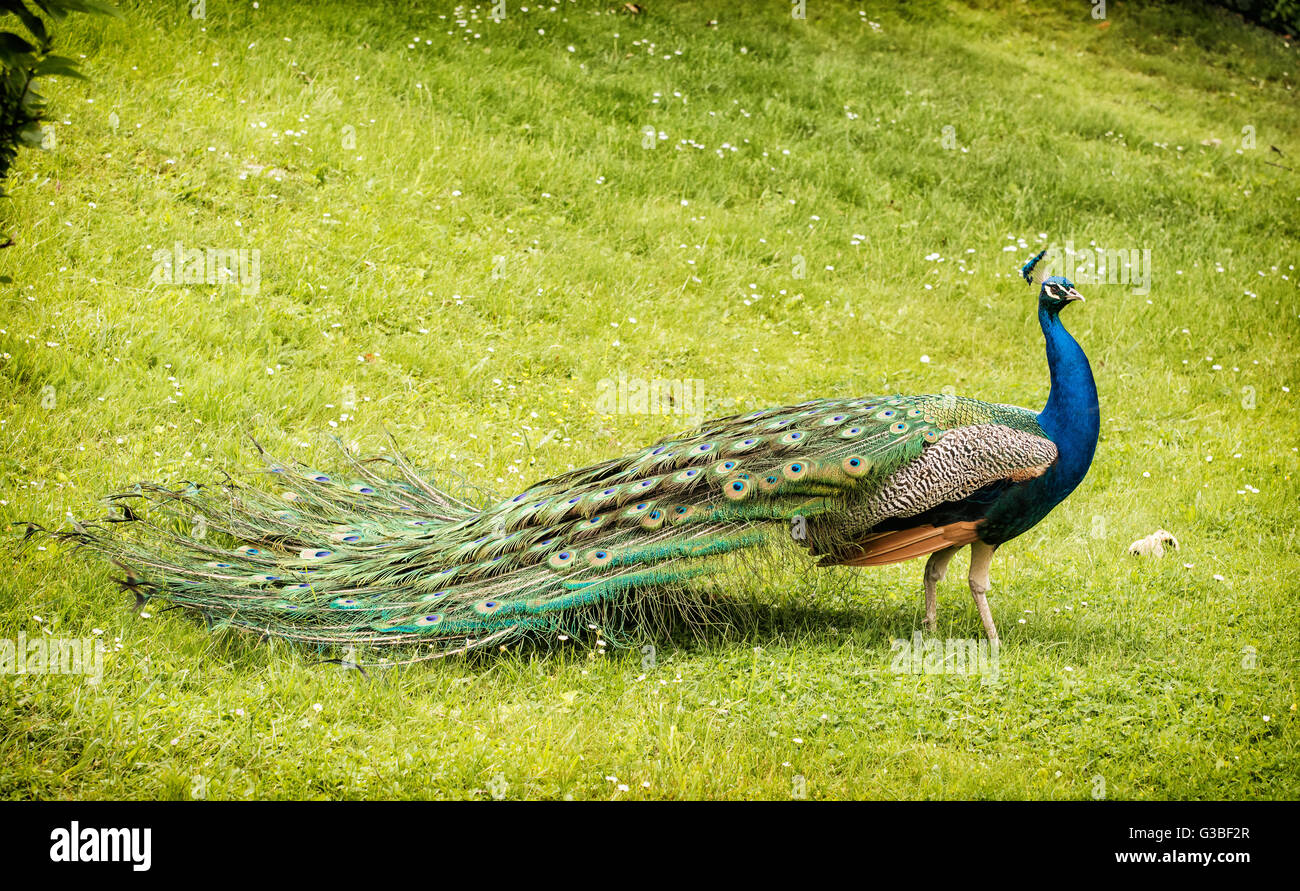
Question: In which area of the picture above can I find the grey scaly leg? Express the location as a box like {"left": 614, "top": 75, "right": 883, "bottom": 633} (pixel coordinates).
{"left": 968, "top": 540, "right": 1000, "bottom": 645}
{"left": 923, "top": 545, "right": 962, "bottom": 631}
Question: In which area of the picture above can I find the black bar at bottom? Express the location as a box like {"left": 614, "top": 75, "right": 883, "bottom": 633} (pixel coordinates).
{"left": 0, "top": 800, "right": 1285, "bottom": 879}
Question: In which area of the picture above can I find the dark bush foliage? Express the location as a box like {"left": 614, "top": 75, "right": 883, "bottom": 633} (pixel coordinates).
{"left": 1210, "top": 0, "right": 1300, "bottom": 34}
{"left": 1, "top": 0, "right": 117, "bottom": 228}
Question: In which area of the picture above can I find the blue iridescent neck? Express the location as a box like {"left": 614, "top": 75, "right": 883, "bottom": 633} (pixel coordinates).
{"left": 1036, "top": 303, "right": 1099, "bottom": 490}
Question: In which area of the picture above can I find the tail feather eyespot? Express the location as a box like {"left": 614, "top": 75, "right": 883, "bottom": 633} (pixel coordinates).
{"left": 632, "top": 477, "right": 662, "bottom": 494}
{"left": 724, "top": 477, "right": 751, "bottom": 501}
{"left": 667, "top": 504, "right": 697, "bottom": 524}
{"left": 842, "top": 455, "right": 869, "bottom": 477}
{"left": 623, "top": 501, "right": 654, "bottom": 519}
{"left": 781, "top": 461, "right": 808, "bottom": 481}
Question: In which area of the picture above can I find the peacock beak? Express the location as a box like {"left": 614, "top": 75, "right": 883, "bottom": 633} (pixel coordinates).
{"left": 1064, "top": 287, "right": 1084, "bottom": 302}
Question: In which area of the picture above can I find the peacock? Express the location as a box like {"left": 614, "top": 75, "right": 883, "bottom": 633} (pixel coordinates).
{"left": 37, "top": 250, "right": 1098, "bottom": 658}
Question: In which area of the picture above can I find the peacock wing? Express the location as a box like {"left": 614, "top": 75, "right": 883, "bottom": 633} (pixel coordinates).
{"left": 806, "top": 397, "right": 1059, "bottom": 565}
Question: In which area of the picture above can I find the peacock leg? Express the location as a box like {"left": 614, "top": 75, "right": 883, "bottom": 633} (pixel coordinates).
{"left": 923, "top": 545, "right": 962, "bottom": 631}
{"left": 967, "top": 540, "right": 1000, "bottom": 645}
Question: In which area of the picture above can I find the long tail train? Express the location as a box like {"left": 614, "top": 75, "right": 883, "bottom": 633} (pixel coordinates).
{"left": 32, "top": 393, "right": 957, "bottom": 659}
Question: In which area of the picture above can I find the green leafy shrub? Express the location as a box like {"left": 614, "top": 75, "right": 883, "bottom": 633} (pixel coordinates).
{"left": 0, "top": 0, "right": 118, "bottom": 229}
{"left": 1210, "top": 0, "right": 1300, "bottom": 34}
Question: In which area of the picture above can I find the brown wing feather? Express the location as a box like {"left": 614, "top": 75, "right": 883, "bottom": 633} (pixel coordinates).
{"left": 835, "top": 521, "right": 980, "bottom": 567}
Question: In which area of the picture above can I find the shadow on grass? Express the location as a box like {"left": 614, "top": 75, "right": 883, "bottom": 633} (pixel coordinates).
{"left": 105, "top": 539, "right": 1129, "bottom": 676}
{"left": 177, "top": 585, "right": 1021, "bottom": 678}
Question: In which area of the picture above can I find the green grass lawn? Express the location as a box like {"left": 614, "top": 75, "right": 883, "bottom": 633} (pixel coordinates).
{"left": 1, "top": 0, "right": 1297, "bottom": 800}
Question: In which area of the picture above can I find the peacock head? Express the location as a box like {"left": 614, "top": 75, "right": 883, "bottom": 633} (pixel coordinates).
{"left": 1021, "top": 249, "right": 1084, "bottom": 312}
